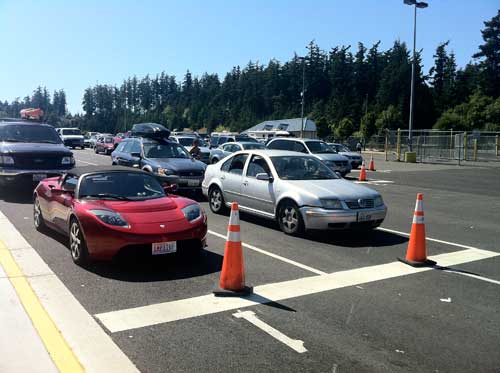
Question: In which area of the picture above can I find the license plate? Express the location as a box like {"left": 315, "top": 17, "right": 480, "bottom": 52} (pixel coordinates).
{"left": 32, "top": 174, "right": 47, "bottom": 181}
{"left": 152, "top": 241, "right": 177, "bottom": 255}
{"left": 357, "top": 211, "right": 373, "bottom": 222}
{"left": 187, "top": 179, "right": 200, "bottom": 186}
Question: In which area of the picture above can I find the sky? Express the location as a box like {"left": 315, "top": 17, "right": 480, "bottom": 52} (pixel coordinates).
{"left": 0, "top": 0, "right": 498, "bottom": 114}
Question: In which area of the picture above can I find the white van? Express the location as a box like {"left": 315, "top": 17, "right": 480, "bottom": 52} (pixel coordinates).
{"left": 57, "top": 128, "right": 85, "bottom": 149}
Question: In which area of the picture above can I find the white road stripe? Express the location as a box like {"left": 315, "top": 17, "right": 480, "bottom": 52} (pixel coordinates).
{"left": 74, "top": 159, "right": 98, "bottom": 166}
{"left": 0, "top": 212, "right": 139, "bottom": 372}
{"left": 95, "top": 248, "right": 499, "bottom": 333}
{"left": 208, "top": 230, "right": 327, "bottom": 275}
{"left": 233, "top": 310, "right": 307, "bottom": 353}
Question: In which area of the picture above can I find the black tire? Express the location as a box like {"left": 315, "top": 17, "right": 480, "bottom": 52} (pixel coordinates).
{"left": 277, "top": 201, "right": 304, "bottom": 236}
{"left": 33, "top": 196, "right": 47, "bottom": 232}
{"left": 208, "top": 185, "right": 228, "bottom": 214}
{"left": 69, "top": 218, "right": 89, "bottom": 266}
{"left": 94, "top": 147, "right": 99, "bottom": 154}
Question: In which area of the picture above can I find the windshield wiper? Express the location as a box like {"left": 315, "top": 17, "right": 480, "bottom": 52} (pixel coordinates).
{"left": 80, "top": 193, "right": 132, "bottom": 201}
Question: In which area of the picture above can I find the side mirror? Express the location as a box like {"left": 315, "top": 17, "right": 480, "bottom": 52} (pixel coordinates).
{"left": 256, "top": 173, "right": 273, "bottom": 182}
{"left": 163, "top": 184, "right": 178, "bottom": 193}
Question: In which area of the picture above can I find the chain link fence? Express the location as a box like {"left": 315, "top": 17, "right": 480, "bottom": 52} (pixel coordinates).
{"left": 347, "top": 130, "right": 500, "bottom": 165}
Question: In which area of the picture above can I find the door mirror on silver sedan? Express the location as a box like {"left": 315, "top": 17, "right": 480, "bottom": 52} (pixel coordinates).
{"left": 256, "top": 173, "right": 273, "bottom": 182}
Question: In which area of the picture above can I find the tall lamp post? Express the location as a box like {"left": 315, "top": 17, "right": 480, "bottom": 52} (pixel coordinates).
{"left": 299, "top": 57, "right": 306, "bottom": 138}
{"left": 404, "top": 0, "right": 428, "bottom": 152}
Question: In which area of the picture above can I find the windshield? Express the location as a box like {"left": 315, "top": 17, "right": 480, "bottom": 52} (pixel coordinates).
{"left": 79, "top": 172, "right": 165, "bottom": 201}
{"left": 143, "top": 142, "right": 191, "bottom": 159}
{"left": 305, "top": 141, "right": 336, "bottom": 154}
{"left": 62, "top": 129, "right": 81, "bottom": 136}
{"left": 0, "top": 124, "right": 62, "bottom": 144}
{"left": 271, "top": 156, "right": 339, "bottom": 180}
{"left": 104, "top": 137, "right": 113, "bottom": 143}
{"left": 242, "top": 143, "right": 265, "bottom": 150}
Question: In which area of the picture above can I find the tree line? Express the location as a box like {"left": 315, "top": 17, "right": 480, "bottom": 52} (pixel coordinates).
{"left": 1, "top": 9, "right": 499, "bottom": 139}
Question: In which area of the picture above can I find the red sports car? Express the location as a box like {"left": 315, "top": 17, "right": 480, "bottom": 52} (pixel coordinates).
{"left": 33, "top": 166, "right": 207, "bottom": 265}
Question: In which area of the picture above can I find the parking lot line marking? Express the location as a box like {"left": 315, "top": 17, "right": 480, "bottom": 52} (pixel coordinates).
{"left": 233, "top": 310, "right": 307, "bottom": 353}
{"left": 75, "top": 159, "right": 98, "bottom": 166}
{"left": 95, "top": 248, "right": 499, "bottom": 333}
{"left": 208, "top": 229, "right": 327, "bottom": 275}
{"left": 0, "top": 240, "right": 84, "bottom": 373}
{"left": 377, "top": 227, "right": 485, "bottom": 251}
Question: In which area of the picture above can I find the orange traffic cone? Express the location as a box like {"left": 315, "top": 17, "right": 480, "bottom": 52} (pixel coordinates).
{"left": 358, "top": 161, "right": 367, "bottom": 181}
{"left": 398, "top": 193, "right": 436, "bottom": 267}
{"left": 214, "top": 202, "right": 253, "bottom": 296}
{"left": 368, "top": 156, "right": 376, "bottom": 171}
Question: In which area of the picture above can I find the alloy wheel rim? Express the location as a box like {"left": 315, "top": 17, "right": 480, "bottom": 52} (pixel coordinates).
{"left": 70, "top": 223, "right": 81, "bottom": 259}
{"left": 282, "top": 207, "right": 297, "bottom": 231}
{"left": 211, "top": 190, "right": 221, "bottom": 210}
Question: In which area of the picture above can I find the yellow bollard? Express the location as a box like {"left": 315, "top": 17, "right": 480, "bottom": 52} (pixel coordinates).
{"left": 396, "top": 128, "right": 401, "bottom": 161}
{"left": 473, "top": 139, "right": 478, "bottom": 161}
{"left": 463, "top": 133, "right": 467, "bottom": 161}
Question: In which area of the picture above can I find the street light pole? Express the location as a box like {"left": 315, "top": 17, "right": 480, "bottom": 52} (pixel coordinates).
{"left": 300, "top": 58, "right": 306, "bottom": 138}
{"left": 404, "top": 0, "right": 428, "bottom": 152}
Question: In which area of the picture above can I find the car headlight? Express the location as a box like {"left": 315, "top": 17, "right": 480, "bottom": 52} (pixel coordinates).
{"left": 61, "top": 156, "right": 75, "bottom": 165}
{"left": 157, "top": 167, "right": 175, "bottom": 176}
{"left": 0, "top": 155, "right": 15, "bottom": 165}
{"left": 182, "top": 204, "right": 202, "bottom": 222}
{"left": 320, "top": 199, "right": 343, "bottom": 210}
{"left": 89, "top": 209, "right": 129, "bottom": 227}
{"left": 374, "top": 196, "right": 384, "bottom": 207}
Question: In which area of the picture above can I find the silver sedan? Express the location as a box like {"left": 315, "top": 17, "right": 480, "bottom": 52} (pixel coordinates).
{"left": 202, "top": 150, "right": 387, "bottom": 235}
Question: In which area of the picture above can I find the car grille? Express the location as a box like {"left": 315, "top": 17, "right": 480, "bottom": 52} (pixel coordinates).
{"left": 12, "top": 154, "right": 62, "bottom": 170}
{"left": 334, "top": 161, "right": 348, "bottom": 167}
{"left": 178, "top": 170, "right": 204, "bottom": 177}
{"left": 345, "top": 199, "right": 374, "bottom": 209}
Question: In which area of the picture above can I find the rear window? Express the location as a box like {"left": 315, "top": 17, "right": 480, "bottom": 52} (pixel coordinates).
{"left": 62, "top": 129, "right": 81, "bottom": 136}
{"left": 0, "top": 124, "right": 62, "bottom": 144}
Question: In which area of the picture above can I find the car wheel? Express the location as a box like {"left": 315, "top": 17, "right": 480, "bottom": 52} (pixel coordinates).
{"left": 69, "top": 218, "right": 89, "bottom": 266}
{"left": 33, "top": 197, "right": 47, "bottom": 232}
{"left": 209, "top": 186, "right": 228, "bottom": 214}
{"left": 94, "top": 147, "right": 99, "bottom": 154}
{"left": 278, "top": 201, "right": 304, "bottom": 236}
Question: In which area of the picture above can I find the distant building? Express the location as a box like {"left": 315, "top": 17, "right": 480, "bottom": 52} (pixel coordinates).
{"left": 242, "top": 117, "right": 317, "bottom": 139}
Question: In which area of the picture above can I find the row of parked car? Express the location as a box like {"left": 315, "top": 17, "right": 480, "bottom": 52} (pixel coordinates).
{"left": 0, "top": 119, "right": 386, "bottom": 267}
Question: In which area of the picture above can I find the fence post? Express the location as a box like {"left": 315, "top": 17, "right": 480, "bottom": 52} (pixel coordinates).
{"left": 396, "top": 128, "right": 401, "bottom": 161}
{"left": 473, "top": 139, "right": 478, "bottom": 161}
{"left": 450, "top": 129, "right": 453, "bottom": 158}
{"left": 384, "top": 130, "right": 388, "bottom": 161}
{"left": 496, "top": 134, "right": 499, "bottom": 157}
{"left": 463, "top": 132, "right": 467, "bottom": 161}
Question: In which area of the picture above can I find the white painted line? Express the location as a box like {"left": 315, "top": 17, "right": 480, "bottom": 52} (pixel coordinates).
{"left": 208, "top": 229, "right": 327, "bottom": 275}
{"left": 354, "top": 180, "right": 394, "bottom": 184}
{"left": 0, "top": 211, "right": 139, "bottom": 373}
{"left": 233, "top": 310, "right": 307, "bottom": 353}
{"left": 75, "top": 159, "right": 99, "bottom": 166}
{"left": 95, "top": 248, "right": 499, "bottom": 333}
{"left": 377, "top": 227, "right": 485, "bottom": 251}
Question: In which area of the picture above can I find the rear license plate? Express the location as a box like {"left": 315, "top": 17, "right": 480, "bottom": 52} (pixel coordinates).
{"left": 357, "top": 211, "right": 373, "bottom": 222}
{"left": 187, "top": 179, "right": 200, "bottom": 186}
{"left": 32, "top": 174, "right": 47, "bottom": 181}
{"left": 152, "top": 241, "right": 177, "bottom": 255}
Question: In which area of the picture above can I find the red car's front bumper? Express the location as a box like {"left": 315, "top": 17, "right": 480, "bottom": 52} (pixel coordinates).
{"left": 80, "top": 215, "right": 207, "bottom": 260}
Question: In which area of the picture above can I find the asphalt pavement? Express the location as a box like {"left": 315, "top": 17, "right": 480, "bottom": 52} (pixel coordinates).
{"left": 1, "top": 149, "right": 499, "bottom": 372}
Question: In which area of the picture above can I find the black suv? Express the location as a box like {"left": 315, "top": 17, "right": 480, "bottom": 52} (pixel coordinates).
{"left": 0, "top": 120, "right": 75, "bottom": 187}
{"left": 111, "top": 137, "right": 206, "bottom": 191}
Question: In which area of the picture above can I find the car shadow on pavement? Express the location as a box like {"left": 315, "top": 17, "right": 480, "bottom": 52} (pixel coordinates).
{"left": 0, "top": 185, "right": 34, "bottom": 204}
{"left": 307, "top": 229, "right": 408, "bottom": 248}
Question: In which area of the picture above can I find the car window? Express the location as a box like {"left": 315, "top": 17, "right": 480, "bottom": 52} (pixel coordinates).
{"left": 242, "top": 143, "right": 265, "bottom": 150}
{"left": 228, "top": 154, "right": 248, "bottom": 175}
{"left": 305, "top": 141, "right": 334, "bottom": 154}
{"left": 267, "top": 140, "right": 290, "bottom": 150}
{"left": 121, "top": 141, "right": 133, "bottom": 153}
{"left": 143, "top": 142, "right": 190, "bottom": 158}
{"left": 271, "top": 156, "right": 339, "bottom": 180}
{"left": 292, "top": 142, "right": 308, "bottom": 153}
{"left": 0, "top": 124, "right": 62, "bottom": 144}
{"left": 62, "top": 129, "right": 81, "bottom": 136}
{"left": 115, "top": 142, "right": 126, "bottom": 152}
{"left": 223, "top": 144, "right": 236, "bottom": 152}
{"left": 221, "top": 157, "right": 232, "bottom": 172}
{"left": 246, "top": 155, "right": 271, "bottom": 178}
{"left": 129, "top": 141, "right": 142, "bottom": 154}
{"left": 61, "top": 175, "right": 78, "bottom": 191}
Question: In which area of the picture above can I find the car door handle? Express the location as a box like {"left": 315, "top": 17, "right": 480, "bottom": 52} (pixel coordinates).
{"left": 242, "top": 181, "right": 248, "bottom": 186}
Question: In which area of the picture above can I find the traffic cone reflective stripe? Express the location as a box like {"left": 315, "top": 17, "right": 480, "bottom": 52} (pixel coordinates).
{"left": 398, "top": 193, "right": 436, "bottom": 267}
{"left": 358, "top": 161, "right": 367, "bottom": 181}
{"left": 214, "top": 202, "right": 252, "bottom": 296}
{"left": 369, "top": 156, "right": 376, "bottom": 171}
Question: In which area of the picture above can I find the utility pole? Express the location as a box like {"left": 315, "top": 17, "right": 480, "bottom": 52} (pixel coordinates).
{"left": 300, "top": 58, "right": 306, "bottom": 138}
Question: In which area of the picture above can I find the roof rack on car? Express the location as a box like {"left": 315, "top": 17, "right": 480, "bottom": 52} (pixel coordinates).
{"left": 130, "top": 123, "right": 171, "bottom": 139}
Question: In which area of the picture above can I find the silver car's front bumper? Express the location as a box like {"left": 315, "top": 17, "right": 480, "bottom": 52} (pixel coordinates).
{"left": 300, "top": 205, "right": 387, "bottom": 230}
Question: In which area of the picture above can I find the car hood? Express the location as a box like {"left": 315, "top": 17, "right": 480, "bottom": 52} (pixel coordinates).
{"left": 0, "top": 142, "right": 72, "bottom": 155}
{"left": 284, "top": 179, "right": 380, "bottom": 200}
{"left": 312, "top": 153, "right": 348, "bottom": 161}
{"left": 150, "top": 158, "right": 207, "bottom": 171}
